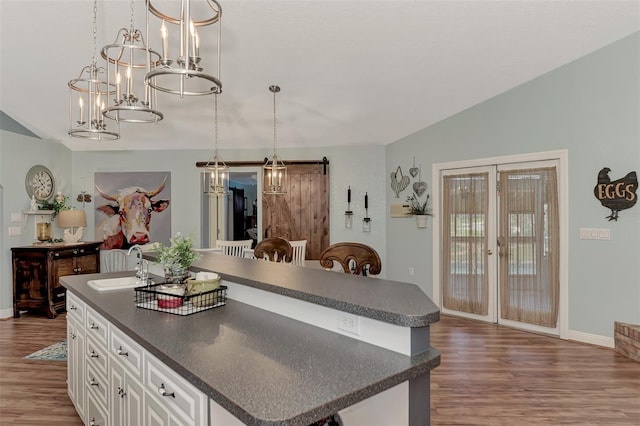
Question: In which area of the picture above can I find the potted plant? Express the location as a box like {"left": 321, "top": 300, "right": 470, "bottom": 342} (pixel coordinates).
{"left": 406, "top": 193, "right": 433, "bottom": 228}
{"left": 151, "top": 232, "right": 200, "bottom": 283}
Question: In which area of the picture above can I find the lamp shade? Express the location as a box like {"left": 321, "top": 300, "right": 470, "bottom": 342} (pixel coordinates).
{"left": 58, "top": 210, "right": 87, "bottom": 228}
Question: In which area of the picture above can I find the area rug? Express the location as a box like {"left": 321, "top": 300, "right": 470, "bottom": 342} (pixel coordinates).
{"left": 23, "top": 340, "right": 67, "bottom": 361}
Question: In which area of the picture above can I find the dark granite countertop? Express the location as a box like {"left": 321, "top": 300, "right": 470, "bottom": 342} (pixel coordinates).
{"left": 149, "top": 252, "right": 440, "bottom": 327}
{"left": 62, "top": 271, "right": 441, "bottom": 426}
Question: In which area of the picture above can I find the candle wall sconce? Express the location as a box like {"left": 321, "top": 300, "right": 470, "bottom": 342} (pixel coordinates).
{"left": 363, "top": 192, "right": 371, "bottom": 232}
{"left": 345, "top": 186, "right": 353, "bottom": 228}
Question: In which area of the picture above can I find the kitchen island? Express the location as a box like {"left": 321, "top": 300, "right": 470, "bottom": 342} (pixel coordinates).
{"left": 62, "top": 254, "right": 440, "bottom": 425}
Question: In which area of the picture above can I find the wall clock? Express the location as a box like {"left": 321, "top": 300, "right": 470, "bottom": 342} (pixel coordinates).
{"left": 25, "top": 165, "right": 55, "bottom": 201}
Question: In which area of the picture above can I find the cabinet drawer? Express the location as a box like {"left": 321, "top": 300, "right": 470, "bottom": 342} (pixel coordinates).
{"left": 86, "top": 334, "right": 108, "bottom": 377}
{"left": 109, "top": 325, "right": 144, "bottom": 380}
{"left": 144, "top": 353, "right": 206, "bottom": 424}
{"left": 86, "top": 362, "right": 109, "bottom": 408}
{"left": 85, "top": 307, "right": 108, "bottom": 347}
{"left": 66, "top": 291, "right": 85, "bottom": 323}
{"left": 76, "top": 255, "right": 98, "bottom": 274}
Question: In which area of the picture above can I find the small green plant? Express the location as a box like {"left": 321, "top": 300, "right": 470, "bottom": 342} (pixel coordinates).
{"left": 406, "top": 193, "right": 433, "bottom": 216}
{"left": 38, "top": 192, "right": 70, "bottom": 219}
{"left": 152, "top": 232, "right": 200, "bottom": 270}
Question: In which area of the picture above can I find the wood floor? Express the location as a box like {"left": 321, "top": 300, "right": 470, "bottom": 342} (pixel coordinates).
{"left": 0, "top": 313, "right": 638, "bottom": 425}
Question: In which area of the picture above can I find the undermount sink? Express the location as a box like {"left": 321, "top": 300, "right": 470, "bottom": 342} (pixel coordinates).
{"left": 87, "top": 276, "right": 144, "bottom": 291}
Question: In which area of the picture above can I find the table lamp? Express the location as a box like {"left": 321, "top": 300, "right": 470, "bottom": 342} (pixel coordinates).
{"left": 58, "top": 209, "right": 87, "bottom": 244}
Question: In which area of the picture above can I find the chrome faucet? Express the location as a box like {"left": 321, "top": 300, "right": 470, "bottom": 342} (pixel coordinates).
{"left": 127, "top": 245, "right": 144, "bottom": 279}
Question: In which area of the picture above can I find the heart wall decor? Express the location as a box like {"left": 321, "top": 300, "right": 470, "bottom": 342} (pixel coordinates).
{"left": 390, "top": 166, "right": 410, "bottom": 198}
{"left": 412, "top": 165, "right": 427, "bottom": 197}
{"left": 409, "top": 156, "right": 419, "bottom": 177}
{"left": 413, "top": 181, "right": 427, "bottom": 197}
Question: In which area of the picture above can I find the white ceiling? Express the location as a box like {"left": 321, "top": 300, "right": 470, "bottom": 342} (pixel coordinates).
{"left": 1, "top": 1, "right": 638, "bottom": 152}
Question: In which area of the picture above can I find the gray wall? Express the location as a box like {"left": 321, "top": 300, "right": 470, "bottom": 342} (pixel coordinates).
{"left": 385, "top": 32, "right": 640, "bottom": 338}
{"left": 0, "top": 132, "right": 72, "bottom": 317}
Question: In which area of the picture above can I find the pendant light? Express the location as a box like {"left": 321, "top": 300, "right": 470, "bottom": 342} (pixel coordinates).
{"left": 101, "top": 0, "right": 163, "bottom": 123}
{"left": 263, "top": 85, "right": 287, "bottom": 195}
{"left": 68, "top": 0, "right": 119, "bottom": 141}
{"left": 145, "top": 0, "right": 222, "bottom": 97}
{"left": 203, "top": 93, "right": 228, "bottom": 197}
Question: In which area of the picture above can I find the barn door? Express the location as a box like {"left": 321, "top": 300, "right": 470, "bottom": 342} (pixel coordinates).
{"left": 262, "top": 163, "right": 330, "bottom": 259}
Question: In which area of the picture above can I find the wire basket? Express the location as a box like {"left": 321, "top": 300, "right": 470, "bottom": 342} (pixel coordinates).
{"left": 135, "top": 282, "right": 227, "bottom": 316}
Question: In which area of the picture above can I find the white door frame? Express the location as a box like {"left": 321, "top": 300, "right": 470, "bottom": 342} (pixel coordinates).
{"left": 432, "top": 150, "right": 569, "bottom": 339}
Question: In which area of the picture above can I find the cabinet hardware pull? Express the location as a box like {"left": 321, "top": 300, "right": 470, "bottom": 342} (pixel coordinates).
{"left": 69, "top": 305, "right": 77, "bottom": 310}
{"left": 89, "top": 351, "right": 99, "bottom": 358}
{"left": 157, "top": 383, "right": 175, "bottom": 398}
{"left": 73, "top": 250, "right": 78, "bottom": 255}
{"left": 117, "top": 386, "right": 126, "bottom": 398}
{"left": 89, "top": 417, "right": 99, "bottom": 426}
{"left": 89, "top": 378, "right": 99, "bottom": 386}
{"left": 71, "top": 333, "right": 76, "bottom": 340}
{"left": 116, "top": 346, "right": 129, "bottom": 357}
{"left": 90, "top": 323, "right": 99, "bottom": 330}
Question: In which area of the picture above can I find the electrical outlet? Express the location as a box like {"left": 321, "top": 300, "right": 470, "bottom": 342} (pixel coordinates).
{"left": 8, "top": 227, "right": 22, "bottom": 236}
{"left": 338, "top": 312, "right": 360, "bottom": 335}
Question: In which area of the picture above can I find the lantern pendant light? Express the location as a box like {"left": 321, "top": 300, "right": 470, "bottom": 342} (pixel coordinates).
{"left": 68, "top": 0, "right": 119, "bottom": 141}
{"left": 263, "top": 85, "right": 287, "bottom": 195}
{"left": 203, "top": 93, "right": 228, "bottom": 197}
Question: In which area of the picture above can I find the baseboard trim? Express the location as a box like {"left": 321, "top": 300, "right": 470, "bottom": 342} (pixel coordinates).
{"left": 566, "top": 329, "right": 614, "bottom": 348}
{"left": 0, "top": 308, "right": 14, "bottom": 319}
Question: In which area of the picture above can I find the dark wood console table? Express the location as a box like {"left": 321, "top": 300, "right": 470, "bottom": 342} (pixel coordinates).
{"left": 12, "top": 241, "right": 101, "bottom": 318}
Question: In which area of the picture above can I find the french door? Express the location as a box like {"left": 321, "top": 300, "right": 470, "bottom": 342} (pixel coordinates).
{"left": 440, "top": 160, "right": 560, "bottom": 335}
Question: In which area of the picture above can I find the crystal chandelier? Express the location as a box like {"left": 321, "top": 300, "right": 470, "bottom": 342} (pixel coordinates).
{"left": 145, "top": 0, "right": 222, "bottom": 97}
{"left": 68, "top": 0, "right": 119, "bottom": 141}
{"left": 101, "top": 0, "right": 163, "bottom": 123}
{"left": 263, "top": 85, "right": 287, "bottom": 195}
{"left": 203, "top": 94, "right": 228, "bottom": 197}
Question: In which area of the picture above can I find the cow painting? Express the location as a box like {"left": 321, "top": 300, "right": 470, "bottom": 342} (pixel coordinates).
{"left": 96, "top": 176, "right": 170, "bottom": 250}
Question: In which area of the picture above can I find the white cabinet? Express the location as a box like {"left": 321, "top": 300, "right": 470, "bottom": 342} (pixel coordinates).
{"left": 67, "top": 295, "right": 208, "bottom": 426}
{"left": 110, "top": 358, "right": 144, "bottom": 426}
{"left": 66, "top": 291, "right": 86, "bottom": 420}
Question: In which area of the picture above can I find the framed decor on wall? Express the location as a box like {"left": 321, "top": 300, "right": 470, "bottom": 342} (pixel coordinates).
{"left": 94, "top": 172, "right": 172, "bottom": 249}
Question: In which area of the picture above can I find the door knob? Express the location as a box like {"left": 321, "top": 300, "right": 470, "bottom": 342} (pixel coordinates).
{"left": 487, "top": 249, "right": 493, "bottom": 255}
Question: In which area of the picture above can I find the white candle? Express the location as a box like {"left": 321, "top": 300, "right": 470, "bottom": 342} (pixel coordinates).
{"left": 161, "top": 20, "right": 168, "bottom": 58}
{"left": 126, "top": 66, "right": 132, "bottom": 96}
{"left": 195, "top": 32, "right": 200, "bottom": 56}
{"left": 278, "top": 172, "right": 282, "bottom": 186}
{"left": 116, "top": 72, "right": 121, "bottom": 99}
{"left": 78, "top": 97, "right": 84, "bottom": 122}
{"left": 189, "top": 20, "right": 196, "bottom": 57}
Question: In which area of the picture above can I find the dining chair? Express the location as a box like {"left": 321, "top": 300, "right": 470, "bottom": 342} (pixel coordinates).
{"left": 319, "top": 242, "right": 382, "bottom": 276}
{"left": 104, "top": 249, "right": 128, "bottom": 272}
{"left": 215, "top": 240, "right": 253, "bottom": 257}
{"left": 253, "top": 237, "right": 293, "bottom": 263}
{"left": 289, "top": 240, "right": 307, "bottom": 264}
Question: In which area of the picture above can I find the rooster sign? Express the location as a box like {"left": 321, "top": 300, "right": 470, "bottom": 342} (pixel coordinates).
{"left": 593, "top": 167, "right": 638, "bottom": 221}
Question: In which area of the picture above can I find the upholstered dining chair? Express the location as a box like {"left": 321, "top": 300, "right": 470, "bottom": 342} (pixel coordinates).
{"left": 288, "top": 240, "right": 307, "bottom": 264}
{"left": 319, "top": 242, "right": 382, "bottom": 276}
{"left": 253, "top": 237, "right": 293, "bottom": 263}
{"left": 104, "top": 249, "right": 128, "bottom": 272}
{"left": 215, "top": 240, "right": 253, "bottom": 257}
